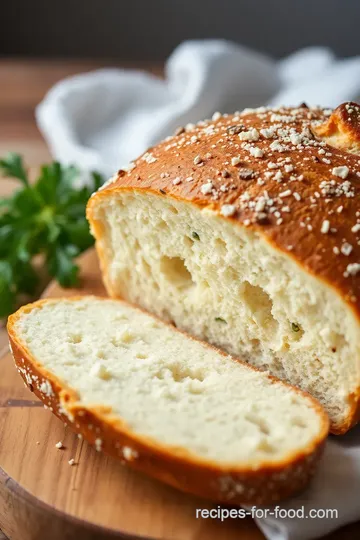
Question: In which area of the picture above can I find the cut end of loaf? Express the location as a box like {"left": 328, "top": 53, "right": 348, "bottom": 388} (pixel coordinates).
{"left": 89, "top": 189, "right": 360, "bottom": 434}
{"left": 8, "top": 296, "right": 328, "bottom": 505}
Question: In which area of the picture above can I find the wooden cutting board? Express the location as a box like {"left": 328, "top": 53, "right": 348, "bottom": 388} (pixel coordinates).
{"left": 1, "top": 250, "right": 359, "bottom": 540}
{"left": 0, "top": 249, "right": 263, "bottom": 540}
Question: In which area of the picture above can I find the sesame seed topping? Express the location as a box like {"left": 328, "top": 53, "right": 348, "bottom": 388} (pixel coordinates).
{"left": 249, "top": 146, "right": 264, "bottom": 158}
{"left": 260, "top": 127, "right": 276, "bottom": 139}
{"left": 332, "top": 166, "right": 349, "bottom": 179}
{"left": 344, "top": 263, "right": 360, "bottom": 277}
{"left": 238, "top": 168, "right": 254, "bottom": 179}
{"left": 341, "top": 242, "right": 353, "bottom": 256}
{"left": 212, "top": 111, "right": 222, "bottom": 121}
{"left": 227, "top": 124, "right": 244, "bottom": 135}
{"left": 174, "top": 126, "right": 185, "bottom": 135}
{"left": 279, "top": 189, "right": 291, "bottom": 198}
{"left": 321, "top": 220, "right": 330, "bottom": 234}
{"left": 238, "top": 128, "right": 260, "bottom": 142}
{"left": 200, "top": 182, "right": 213, "bottom": 195}
{"left": 95, "top": 438, "right": 102, "bottom": 451}
{"left": 220, "top": 204, "right": 236, "bottom": 217}
{"left": 142, "top": 152, "right": 157, "bottom": 164}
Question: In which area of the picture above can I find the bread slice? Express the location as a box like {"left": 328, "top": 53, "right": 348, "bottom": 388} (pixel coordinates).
{"left": 8, "top": 296, "right": 328, "bottom": 505}
{"left": 87, "top": 103, "right": 360, "bottom": 434}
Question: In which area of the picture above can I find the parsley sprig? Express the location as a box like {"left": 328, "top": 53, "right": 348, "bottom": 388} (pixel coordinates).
{"left": 0, "top": 153, "right": 102, "bottom": 318}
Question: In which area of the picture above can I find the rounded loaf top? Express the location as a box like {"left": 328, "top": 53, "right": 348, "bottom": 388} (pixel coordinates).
{"left": 89, "top": 102, "right": 360, "bottom": 315}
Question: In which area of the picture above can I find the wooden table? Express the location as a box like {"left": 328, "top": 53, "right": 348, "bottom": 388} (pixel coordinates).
{"left": 0, "top": 59, "right": 358, "bottom": 540}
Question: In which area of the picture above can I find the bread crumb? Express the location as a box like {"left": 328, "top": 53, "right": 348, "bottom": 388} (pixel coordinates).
{"left": 55, "top": 441, "right": 64, "bottom": 449}
{"left": 90, "top": 362, "right": 111, "bottom": 380}
{"left": 122, "top": 446, "right": 139, "bottom": 461}
{"left": 95, "top": 438, "right": 102, "bottom": 451}
{"left": 68, "top": 458, "right": 76, "bottom": 466}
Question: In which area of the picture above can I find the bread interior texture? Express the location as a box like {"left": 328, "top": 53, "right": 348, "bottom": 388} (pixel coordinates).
{"left": 14, "top": 297, "right": 323, "bottom": 465}
{"left": 91, "top": 191, "right": 360, "bottom": 431}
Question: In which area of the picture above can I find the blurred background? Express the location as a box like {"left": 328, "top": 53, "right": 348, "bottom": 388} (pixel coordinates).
{"left": 2, "top": 0, "right": 359, "bottom": 172}
{"left": 1, "top": 0, "right": 359, "bottom": 60}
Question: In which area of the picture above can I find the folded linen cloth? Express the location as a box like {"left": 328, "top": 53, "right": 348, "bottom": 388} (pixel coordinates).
{"left": 36, "top": 40, "right": 360, "bottom": 178}
{"left": 36, "top": 40, "right": 360, "bottom": 539}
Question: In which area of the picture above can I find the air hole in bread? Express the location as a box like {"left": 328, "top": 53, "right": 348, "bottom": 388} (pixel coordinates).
{"left": 155, "top": 363, "right": 205, "bottom": 383}
{"left": 257, "top": 439, "right": 276, "bottom": 453}
{"left": 68, "top": 333, "right": 83, "bottom": 344}
{"left": 292, "top": 417, "right": 307, "bottom": 429}
{"left": 184, "top": 236, "right": 194, "bottom": 248}
{"left": 240, "top": 282, "right": 278, "bottom": 332}
{"left": 142, "top": 259, "right": 152, "bottom": 277}
{"left": 158, "top": 220, "right": 169, "bottom": 230}
{"left": 160, "top": 256, "right": 194, "bottom": 289}
{"left": 214, "top": 237, "right": 227, "bottom": 254}
{"left": 245, "top": 413, "right": 270, "bottom": 435}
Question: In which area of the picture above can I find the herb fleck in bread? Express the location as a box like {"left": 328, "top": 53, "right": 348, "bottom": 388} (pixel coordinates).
{"left": 8, "top": 296, "right": 328, "bottom": 505}
{"left": 87, "top": 102, "right": 360, "bottom": 434}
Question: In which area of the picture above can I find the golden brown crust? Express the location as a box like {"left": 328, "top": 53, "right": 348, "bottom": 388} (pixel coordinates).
{"left": 87, "top": 102, "right": 360, "bottom": 435}
{"left": 312, "top": 102, "right": 360, "bottom": 154}
{"left": 87, "top": 103, "right": 360, "bottom": 316}
{"left": 8, "top": 297, "right": 329, "bottom": 506}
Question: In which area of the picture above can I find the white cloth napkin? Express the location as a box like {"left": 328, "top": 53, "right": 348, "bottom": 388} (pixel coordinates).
{"left": 36, "top": 40, "right": 360, "bottom": 179}
{"left": 36, "top": 40, "right": 360, "bottom": 539}
{"left": 255, "top": 429, "right": 360, "bottom": 539}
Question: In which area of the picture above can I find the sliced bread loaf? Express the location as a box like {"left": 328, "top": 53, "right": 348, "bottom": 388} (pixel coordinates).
{"left": 8, "top": 296, "right": 328, "bottom": 505}
{"left": 87, "top": 103, "right": 360, "bottom": 434}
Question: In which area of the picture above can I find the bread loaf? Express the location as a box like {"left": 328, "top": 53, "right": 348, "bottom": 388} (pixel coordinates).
{"left": 87, "top": 102, "right": 360, "bottom": 434}
{"left": 8, "top": 296, "right": 328, "bottom": 505}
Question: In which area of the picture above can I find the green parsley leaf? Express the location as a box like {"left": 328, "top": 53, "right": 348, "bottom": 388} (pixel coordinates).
{"left": 0, "top": 153, "right": 29, "bottom": 187}
{"left": 0, "top": 154, "right": 104, "bottom": 317}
